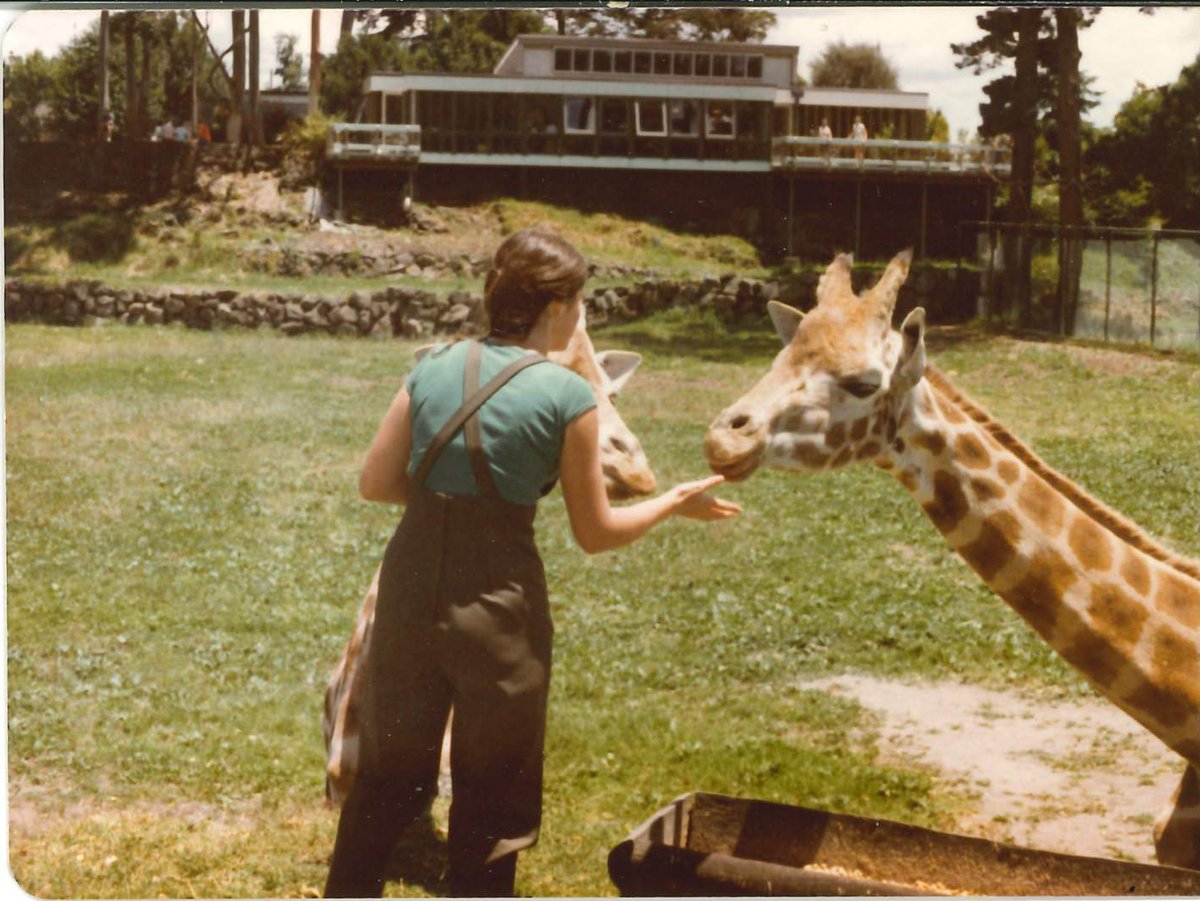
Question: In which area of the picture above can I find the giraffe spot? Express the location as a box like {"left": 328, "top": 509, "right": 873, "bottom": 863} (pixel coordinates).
{"left": 1124, "top": 630, "right": 1199, "bottom": 730}
{"left": 1175, "top": 766, "right": 1200, "bottom": 807}
{"left": 922, "top": 470, "right": 970, "bottom": 535}
{"left": 1003, "top": 550, "right": 1078, "bottom": 640}
{"left": 1155, "top": 570, "right": 1199, "bottom": 630}
{"left": 897, "top": 468, "right": 919, "bottom": 492}
{"left": 831, "top": 445, "right": 854, "bottom": 468}
{"left": 1058, "top": 627, "right": 1127, "bottom": 689}
{"left": 958, "top": 511, "right": 1020, "bottom": 581}
{"left": 1121, "top": 552, "right": 1152, "bottom": 596}
{"left": 792, "top": 442, "right": 829, "bottom": 468}
{"left": 942, "top": 400, "right": 967, "bottom": 424}
{"left": 969, "top": 476, "right": 1006, "bottom": 503}
{"left": 1017, "top": 477, "right": 1066, "bottom": 536}
{"left": 997, "top": 459, "right": 1020, "bottom": 484}
{"left": 1068, "top": 517, "right": 1113, "bottom": 572}
{"left": 781, "top": 413, "right": 804, "bottom": 432}
{"left": 871, "top": 416, "right": 886, "bottom": 436}
{"left": 874, "top": 458, "right": 894, "bottom": 471}
{"left": 825, "top": 421, "right": 846, "bottom": 450}
{"left": 914, "top": 431, "right": 947, "bottom": 456}
{"left": 857, "top": 441, "right": 883, "bottom": 461}
{"left": 954, "top": 432, "right": 992, "bottom": 470}
{"left": 1086, "top": 582, "right": 1149, "bottom": 655}
{"left": 850, "top": 417, "right": 869, "bottom": 441}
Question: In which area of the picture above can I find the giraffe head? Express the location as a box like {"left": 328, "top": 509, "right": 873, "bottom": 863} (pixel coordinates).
{"left": 704, "top": 249, "right": 923, "bottom": 479}
{"left": 552, "top": 317, "right": 656, "bottom": 499}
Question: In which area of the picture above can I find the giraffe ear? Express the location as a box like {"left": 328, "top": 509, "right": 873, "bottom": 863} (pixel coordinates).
{"left": 414, "top": 344, "right": 435, "bottom": 361}
{"left": 894, "top": 307, "right": 926, "bottom": 392}
{"left": 595, "top": 350, "right": 642, "bottom": 396}
{"left": 767, "top": 301, "right": 805, "bottom": 345}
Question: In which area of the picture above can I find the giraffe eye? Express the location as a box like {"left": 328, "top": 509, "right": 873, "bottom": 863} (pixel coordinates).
{"left": 840, "top": 379, "right": 878, "bottom": 399}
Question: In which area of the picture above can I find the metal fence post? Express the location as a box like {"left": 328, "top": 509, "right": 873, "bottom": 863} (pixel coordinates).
{"left": 1150, "top": 231, "right": 1159, "bottom": 347}
{"left": 1103, "top": 232, "right": 1111, "bottom": 342}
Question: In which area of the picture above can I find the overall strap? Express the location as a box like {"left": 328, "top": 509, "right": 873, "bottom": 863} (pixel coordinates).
{"left": 411, "top": 339, "right": 548, "bottom": 491}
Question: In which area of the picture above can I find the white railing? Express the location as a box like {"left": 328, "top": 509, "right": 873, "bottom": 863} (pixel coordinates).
{"left": 326, "top": 123, "right": 421, "bottom": 161}
{"left": 771, "top": 136, "right": 1011, "bottom": 176}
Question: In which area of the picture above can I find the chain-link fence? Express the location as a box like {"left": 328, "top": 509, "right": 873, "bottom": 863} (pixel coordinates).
{"left": 962, "top": 222, "right": 1200, "bottom": 351}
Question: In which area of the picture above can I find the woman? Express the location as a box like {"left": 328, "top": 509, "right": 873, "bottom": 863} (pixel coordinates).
{"left": 325, "top": 229, "right": 740, "bottom": 898}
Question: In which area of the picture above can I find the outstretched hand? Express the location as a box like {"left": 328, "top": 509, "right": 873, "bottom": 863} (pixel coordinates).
{"left": 668, "top": 475, "right": 742, "bottom": 521}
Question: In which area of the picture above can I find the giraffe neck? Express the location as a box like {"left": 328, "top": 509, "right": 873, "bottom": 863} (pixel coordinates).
{"left": 884, "top": 366, "right": 1200, "bottom": 765}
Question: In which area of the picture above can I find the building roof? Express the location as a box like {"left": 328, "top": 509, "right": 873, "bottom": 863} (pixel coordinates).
{"left": 503, "top": 32, "right": 800, "bottom": 57}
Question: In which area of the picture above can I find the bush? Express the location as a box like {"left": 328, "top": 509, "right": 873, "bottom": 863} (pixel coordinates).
{"left": 58, "top": 213, "right": 135, "bottom": 263}
{"left": 279, "top": 113, "right": 342, "bottom": 188}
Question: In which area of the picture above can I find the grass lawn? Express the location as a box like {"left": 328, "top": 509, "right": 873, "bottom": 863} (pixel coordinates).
{"left": 6, "top": 311, "right": 1198, "bottom": 897}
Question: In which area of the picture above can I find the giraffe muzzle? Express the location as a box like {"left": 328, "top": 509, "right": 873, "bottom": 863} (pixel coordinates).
{"left": 704, "top": 409, "right": 767, "bottom": 481}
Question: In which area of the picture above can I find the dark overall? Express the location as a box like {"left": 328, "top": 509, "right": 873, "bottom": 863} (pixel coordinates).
{"left": 326, "top": 342, "right": 554, "bottom": 898}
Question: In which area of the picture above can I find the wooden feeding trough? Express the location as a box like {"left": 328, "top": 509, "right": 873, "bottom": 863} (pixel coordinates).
{"left": 607, "top": 792, "right": 1200, "bottom": 896}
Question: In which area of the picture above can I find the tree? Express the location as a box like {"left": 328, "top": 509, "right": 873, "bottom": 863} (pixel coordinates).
{"left": 3, "top": 51, "right": 57, "bottom": 141}
{"left": 1054, "top": 8, "right": 1084, "bottom": 333}
{"left": 97, "top": 10, "right": 110, "bottom": 140}
{"left": 308, "top": 9, "right": 321, "bottom": 115}
{"left": 249, "top": 10, "right": 264, "bottom": 144}
{"left": 926, "top": 109, "right": 949, "bottom": 143}
{"left": 810, "top": 41, "right": 899, "bottom": 90}
{"left": 273, "top": 34, "right": 304, "bottom": 90}
{"left": 229, "top": 10, "right": 245, "bottom": 145}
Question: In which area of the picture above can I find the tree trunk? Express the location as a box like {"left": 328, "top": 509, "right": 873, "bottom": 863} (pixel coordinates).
{"left": 1008, "top": 7, "right": 1041, "bottom": 325}
{"left": 138, "top": 20, "right": 152, "bottom": 139}
{"left": 1055, "top": 8, "right": 1084, "bottom": 336}
{"left": 97, "top": 11, "right": 110, "bottom": 140}
{"left": 190, "top": 14, "right": 198, "bottom": 135}
{"left": 229, "top": 10, "right": 245, "bottom": 147}
{"left": 123, "top": 15, "right": 139, "bottom": 137}
{"left": 249, "top": 10, "right": 264, "bottom": 145}
{"left": 340, "top": 10, "right": 357, "bottom": 37}
{"left": 308, "top": 9, "right": 321, "bottom": 116}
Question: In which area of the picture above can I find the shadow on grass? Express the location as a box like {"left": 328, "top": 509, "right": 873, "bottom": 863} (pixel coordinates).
{"left": 382, "top": 809, "right": 450, "bottom": 895}
{"left": 595, "top": 313, "right": 781, "bottom": 365}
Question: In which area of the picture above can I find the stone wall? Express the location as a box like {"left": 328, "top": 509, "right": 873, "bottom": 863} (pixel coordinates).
{"left": 4, "top": 265, "right": 977, "bottom": 338}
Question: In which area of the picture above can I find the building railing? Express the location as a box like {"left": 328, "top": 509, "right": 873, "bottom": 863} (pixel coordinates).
{"left": 326, "top": 123, "right": 421, "bottom": 161}
{"left": 772, "top": 136, "right": 1011, "bottom": 176}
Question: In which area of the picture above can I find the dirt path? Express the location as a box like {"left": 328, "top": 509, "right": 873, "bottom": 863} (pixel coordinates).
{"left": 803, "top": 674, "right": 1182, "bottom": 864}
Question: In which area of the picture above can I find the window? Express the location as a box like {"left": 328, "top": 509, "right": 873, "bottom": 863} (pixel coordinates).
{"left": 614, "top": 50, "right": 632, "bottom": 73}
{"left": 554, "top": 49, "right": 571, "bottom": 72}
{"left": 634, "top": 51, "right": 652, "bottom": 74}
{"left": 694, "top": 54, "right": 711, "bottom": 77}
{"left": 600, "top": 99, "right": 628, "bottom": 133}
{"left": 713, "top": 54, "right": 729, "bottom": 77}
{"left": 654, "top": 51, "right": 671, "bottom": 74}
{"left": 563, "top": 97, "right": 595, "bottom": 134}
{"left": 705, "top": 102, "right": 734, "bottom": 138}
{"left": 730, "top": 55, "right": 746, "bottom": 78}
{"left": 669, "top": 99, "right": 699, "bottom": 136}
{"left": 673, "top": 53, "right": 693, "bottom": 76}
{"left": 747, "top": 56, "right": 763, "bottom": 79}
{"left": 573, "top": 49, "right": 591, "bottom": 72}
{"left": 593, "top": 49, "right": 612, "bottom": 73}
{"left": 635, "top": 100, "right": 666, "bottom": 135}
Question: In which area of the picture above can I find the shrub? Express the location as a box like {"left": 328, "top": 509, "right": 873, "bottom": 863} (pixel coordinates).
{"left": 58, "top": 213, "right": 135, "bottom": 263}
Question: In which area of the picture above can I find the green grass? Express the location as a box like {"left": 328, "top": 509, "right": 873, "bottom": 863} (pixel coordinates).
{"left": 6, "top": 313, "right": 1198, "bottom": 897}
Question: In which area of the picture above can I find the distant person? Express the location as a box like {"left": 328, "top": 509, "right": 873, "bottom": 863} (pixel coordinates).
{"left": 102, "top": 110, "right": 114, "bottom": 142}
{"left": 850, "top": 115, "right": 867, "bottom": 160}
{"left": 197, "top": 121, "right": 212, "bottom": 145}
{"left": 175, "top": 123, "right": 190, "bottom": 143}
{"left": 818, "top": 118, "right": 832, "bottom": 158}
{"left": 161, "top": 121, "right": 176, "bottom": 141}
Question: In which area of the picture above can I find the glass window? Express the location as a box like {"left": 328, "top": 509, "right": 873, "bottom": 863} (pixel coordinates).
{"left": 563, "top": 97, "right": 595, "bottom": 134}
{"left": 694, "top": 54, "right": 711, "bottom": 76}
{"left": 593, "top": 49, "right": 612, "bottom": 73}
{"left": 705, "top": 102, "right": 734, "bottom": 138}
{"left": 600, "top": 98, "right": 628, "bottom": 133}
{"left": 730, "top": 55, "right": 746, "bottom": 78}
{"left": 614, "top": 50, "right": 632, "bottom": 73}
{"left": 635, "top": 100, "right": 666, "bottom": 135}
{"left": 634, "top": 51, "right": 652, "bottom": 74}
{"left": 713, "top": 54, "right": 729, "bottom": 77}
{"left": 554, "top": 49, "right": 571, "bottom": 72}
{"left": 747, "top": 55, "right": 763, "bottom": 79}
{"left": 673, "top": 53, "right": 693, "bottom": 76}
{"left": 654, "top": 51, "right": 671, "bottom": 74}
{"left": 573, "top": 49, "right": 590, "bottom": 72}
{"left": 669, "top": 100, "right": 699, "bottom": 136}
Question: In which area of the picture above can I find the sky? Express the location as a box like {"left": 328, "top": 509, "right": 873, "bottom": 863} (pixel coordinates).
{"left": 2, "top": 5, "right": 1198, "bottom": 138}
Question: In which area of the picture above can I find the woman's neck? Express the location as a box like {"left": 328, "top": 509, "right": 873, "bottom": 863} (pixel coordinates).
{"left": 489, "top": 321, "right": 553, "bottom": 355}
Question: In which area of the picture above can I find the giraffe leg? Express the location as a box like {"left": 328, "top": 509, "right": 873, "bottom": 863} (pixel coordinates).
{"left": 1154, "top": 764, "right": 1200, "bottom": 870}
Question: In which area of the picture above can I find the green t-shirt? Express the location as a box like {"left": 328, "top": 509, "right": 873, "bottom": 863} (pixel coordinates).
{"left": 405, "top": 340, "right": 597, "bottom": 505}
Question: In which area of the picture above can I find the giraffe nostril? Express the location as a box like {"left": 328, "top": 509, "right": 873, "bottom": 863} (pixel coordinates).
{"left": 730, "top": 414, "right": 751, "bottom": 431}
{"left": 610, "top": 436, "right": 628, "bottom": 454}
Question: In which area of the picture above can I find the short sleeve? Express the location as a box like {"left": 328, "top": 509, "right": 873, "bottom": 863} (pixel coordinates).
{"left": 404, "top": 342, "right": 449, "bottom": 392}
{"left": 557, "top": 370, "right": 597, "bottom": 428}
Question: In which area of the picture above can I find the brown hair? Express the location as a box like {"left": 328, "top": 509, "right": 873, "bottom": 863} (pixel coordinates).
{"left": 484, "top": 228, "right": 588, "bottom": 339}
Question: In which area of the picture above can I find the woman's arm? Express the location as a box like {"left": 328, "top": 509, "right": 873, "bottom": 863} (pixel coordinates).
{"left": 358, "top": 385, "right": 414, "bottom": 505}
{"left": 559, "top": 409, "right": 740, "bottom": 554}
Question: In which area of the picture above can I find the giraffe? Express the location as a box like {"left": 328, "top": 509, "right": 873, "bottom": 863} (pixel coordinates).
{"left": 323, "top": 316, "right": 657, "bottom": 805}
{"left": 703, "top": 249, "right": 1200, "bottom": 869}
